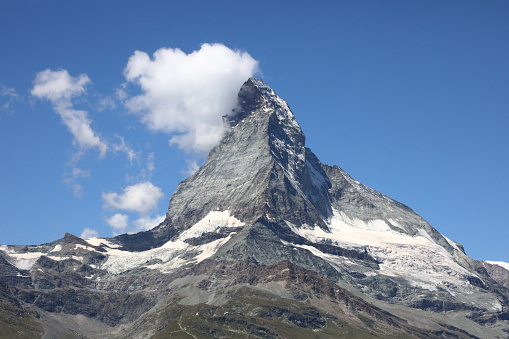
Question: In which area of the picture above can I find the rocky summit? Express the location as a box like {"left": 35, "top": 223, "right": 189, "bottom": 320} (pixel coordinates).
{"left": 1, "top": 78, "right": 509, "bottom": 338}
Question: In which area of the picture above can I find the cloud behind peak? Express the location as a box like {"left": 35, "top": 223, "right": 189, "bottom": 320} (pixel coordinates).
{"left": 124, "top": 43, "right": 259, "bottom": 155}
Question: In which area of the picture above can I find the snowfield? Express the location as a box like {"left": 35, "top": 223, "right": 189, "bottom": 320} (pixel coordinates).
{"left": 95, "top": 210, "right": 244, "bottom": 274}
{"left": 0, "top": 210, "right": 244, "bottom": 275}
{"left": 286, "top": 209, "right": 498, "bottom": 306}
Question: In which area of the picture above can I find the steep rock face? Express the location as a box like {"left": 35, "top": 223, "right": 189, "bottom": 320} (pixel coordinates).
{"left": 125, "top": 78, "right": 334, "bottom": 251}
{"left": 323, "top": 164, "right": 455, "bottom": 254}
{"left": 484, "top": 262, "right": 509, "bottom": 289}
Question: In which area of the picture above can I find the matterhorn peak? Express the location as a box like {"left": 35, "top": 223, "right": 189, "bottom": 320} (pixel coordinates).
{"left": 2, "top": 77, "right": 508, "bottom": 338}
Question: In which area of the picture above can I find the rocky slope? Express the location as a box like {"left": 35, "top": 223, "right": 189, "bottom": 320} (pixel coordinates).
{"left": 484, "top": 262, "right": 509, "bottom": 290}
{"left": 1, "top": 78, "right": 509, "bottom": 338}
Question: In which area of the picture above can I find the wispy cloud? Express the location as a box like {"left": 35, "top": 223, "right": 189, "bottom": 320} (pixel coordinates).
{"left": 183, "top": 159, "right": 200, "bottom": 176}
{"left": 31, "top": 69, "right": 108, "bottom": 157}
{"left": 111, "top": 135, "right": 137, "bottom": 163}
{"left": 1, "top": 85, "right": 21, "bottom": 114}
{"left": 124, "top": 43, "right": 258, "bottom": 155}
{"left": 31, "top": 69, "right": 139, "bottom": 196}
{"left": 64, "top": 165, "right": 91, "bottom": 197}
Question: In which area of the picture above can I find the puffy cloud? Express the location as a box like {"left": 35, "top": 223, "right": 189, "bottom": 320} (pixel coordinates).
{"left": 102, "top": 181, "right": 164, "bottom": 215}
{"left": 31, "top": 69, "right": 108, "bottom": 157}
{"left": 134, "top": 214, "right": 166, "bottom": 232}
{"left": 80, "top": 227, "right": 99, "bottom": 239}
{"left": 106, "top": 213, "right": 129, "bottom": 233}
{"left": 124, "top": 43, "right": 258, "bottom": 154}
{"left": 32, "top": 69, "right": 89, "bottom": 104}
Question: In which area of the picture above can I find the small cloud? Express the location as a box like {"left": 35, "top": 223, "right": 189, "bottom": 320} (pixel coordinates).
{"left": 134, "top": 214, "right": 165, "bottom": 231}
{"left": 97, "top": 96, "right": 116, "bottom": 111}
{"left": 183, "top": 159, "right": 200, "bottom": 176}
{"left": 111, "top": 135, "right": 137, "bottom": 162}
{"left": 105, "top": 213, "right": 164, "bottom": 235}
{"left": 31, "top": 69, "right": 108, "bottom": 158}
{"left": 31, "top": 69, "right": 89, "bottom": 104}
{"left": 72, "top": 166, "right": 91, "bottom": 179}
{"left": 64, "top": 165, "right": 91, "bottom": 197}
{"left": 80, "top": 227, "right": 99, "bottom": 239}
{"left": 146, "top": 152, "right": 155, "bottom": 173}
{"left": 102, "top": 181, "right": 164, "bottom": 215}
{"left": 1, "top": 86, "right": 18, "bottom": 98}
{"left": 115, "top": 83, "right": 128, "bottom": 101}
{"left": 124, "top": 43, "right": 258, "bottom": 155}
{"left": 106, "top": 213, "right": 129, "bottom": 234}
{"left": 70, "top": 183, "right": 84, "bottom": 197}
{"left": 1, "top": 85, "right": 20, "bottom": 114}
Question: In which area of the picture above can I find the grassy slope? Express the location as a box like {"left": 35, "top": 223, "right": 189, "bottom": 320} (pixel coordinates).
{"left": 121, "top": 287, "right": 414, "bottom": 339}
{"left": 0, "top": 284, "right": 43, "bottom": 339}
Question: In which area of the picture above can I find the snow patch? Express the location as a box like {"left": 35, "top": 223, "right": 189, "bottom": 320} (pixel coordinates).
{"left": 100, "top": 210, "right": 242, "bottom": 274}
{"left": 50, "top": 245, "right": 62, "bottom": 252}
{"left": 46, "top": 255, "right": 83, "bottom": 262}
{"left": 287, "top": 209, "right": 477, "bottom": 295}
{"left": 178, "top": 210, "right": 244, "bottom": 241}
{"left": 74, "top": 244, "right": 94, "bottom": 251}
{"left": 3, "top": 252, "right": 44, "bottom": 270}
{"left": 0, "top": 245, "right": 12, "bottom": 253}
{"left": 417, "top": 229, "right": 434, "bottom": 243}
{"left": 84, "top": 238, "right": 120, "bottom": 248}
{"left": 306, "top": 160, "right": 328, "bottom": 189}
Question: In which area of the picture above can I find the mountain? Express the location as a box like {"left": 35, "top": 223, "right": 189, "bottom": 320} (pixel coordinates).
{"left": 1, "top": 78, "right": 509, "bottom": 338}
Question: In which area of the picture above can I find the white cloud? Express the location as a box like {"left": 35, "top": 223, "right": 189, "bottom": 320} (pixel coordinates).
{"left": 106, "top": 213, "right": 129, "bottom": 233}
{"left": 31, "top": 69, "right": 89, "bottom": 104}
{"left": 124, "top": 43, "right": 258, "bottom": 154}
{"left": 80, "top": 227, "right": 99, "bottom": 239}
{"left": 105, "top": 213, "right": 164, "bottom": 235}
{"left": 102, "top": 181, "right": 164, "bottom": 215}
{"left": 31, "top": 69, "right": 108, "bottom": 157}
{"left": 134, "top": 214, "right": 166, "bottom": 231}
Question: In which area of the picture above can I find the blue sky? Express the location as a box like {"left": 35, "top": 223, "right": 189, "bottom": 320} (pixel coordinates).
{"left": 0, "top": 1, "right": 508, "bottom": 262}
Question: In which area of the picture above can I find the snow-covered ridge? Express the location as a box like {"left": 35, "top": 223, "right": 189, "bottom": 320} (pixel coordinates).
{"left": 286, "top": 209, "right": 484, "bottom": 297}
{"left": 0, "top": 211, "right": 244, "bottom": 273}
{"left": 98, "top": 210, "right": 244, "bottom": 274}
{"left": 486, "top": 261, "right": 509, "bottom": 271}
{"left": 179, "top": 210, "right": 243, "bottom": 241}
{"left": 1, "top": 250, "right": 45, "bottom": 270}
